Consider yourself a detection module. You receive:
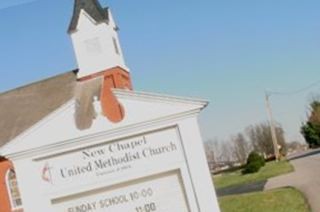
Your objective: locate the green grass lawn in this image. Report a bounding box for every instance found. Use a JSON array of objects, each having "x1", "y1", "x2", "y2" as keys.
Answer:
[
  {"x1": 219, "y1": 187, "x2": 310, "y2": 212},
  {"x1": 213, "y1": 160, "x2": 294, "y2": 189}
]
